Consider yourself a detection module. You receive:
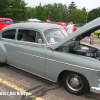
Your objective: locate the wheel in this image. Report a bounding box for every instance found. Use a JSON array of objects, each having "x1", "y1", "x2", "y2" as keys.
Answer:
[
  {"x1": 63, "y1": 71, "x2": 89, "y2": 95},
  {"x1": 98, "y1": 33, "x2": 100, "y2": 38}
]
